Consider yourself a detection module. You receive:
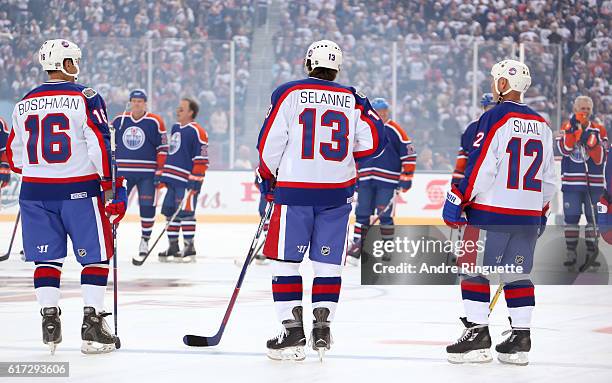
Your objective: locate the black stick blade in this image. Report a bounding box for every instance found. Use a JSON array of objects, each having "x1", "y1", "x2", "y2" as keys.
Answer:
[{"x1": 184, "y1": 334, "x2": 218, "y2": 347}]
